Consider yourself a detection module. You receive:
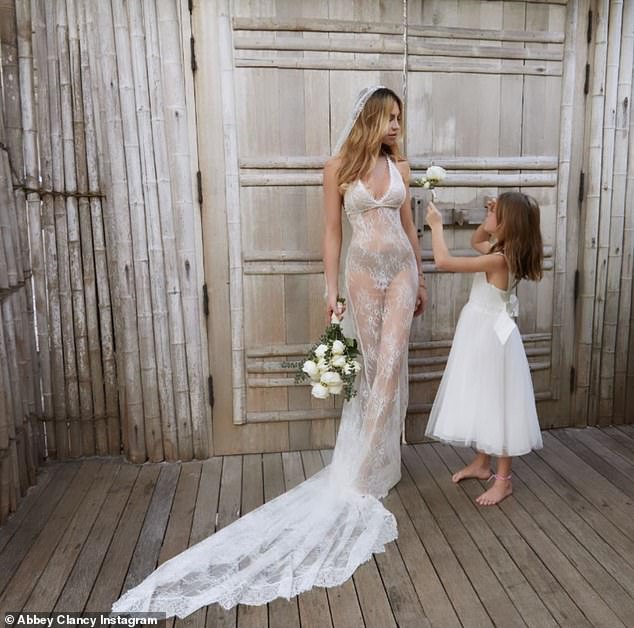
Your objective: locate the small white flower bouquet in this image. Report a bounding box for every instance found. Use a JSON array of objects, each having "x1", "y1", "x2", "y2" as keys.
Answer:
[
  {"x1": 294, "y1": 299, "x2": 361, "y2": 401},
  {"x1": 415, "y1": 165, "x2": 447, "y2": 200}
]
